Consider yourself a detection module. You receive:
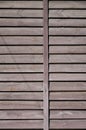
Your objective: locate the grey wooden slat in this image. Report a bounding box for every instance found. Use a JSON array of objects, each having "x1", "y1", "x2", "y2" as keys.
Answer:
[
  {"x1": 0, "y1": 1, "x2": 43, "y2": 8},
  {"x1": 0, "y1": 92, "x2": 43, "y2": 100},
  {"x1": 50, "y1": 101, "x2": 86, "y2": 109},
  {"x1": 0, "y1": 82, "x2": 43, "y2": 92},
  {"x1": 49, "y1": 28, "x2": 86, "y2": 36},
  {"x1": 49, "y1": 37, "x2": 86, "y2": 45},
  {"x1": 43, "y1": 0, "x2": 49, "y2": 130},
  {"x1": 49, "y1": 64, "x2": 86, "y2": 72},
  {"x1": 0, "y1": 110, "x2": 43, "y2": 119},
  {"x1": 49, "y1": 1, "x2": 86, "y2": 8},
  {"x1": 49, "y1": 19, "x2": 86, "y2": 27},
  {"x1": 0, "y1": 64, "x2": 43, "y2": 72},
  {"x1": 0, "y1": 120, "x2": 43, "y2": 129},
  {"x1": 0, "y1": 28, "x2": 43, "y2": 36},
  {"x1": 50, "y1": 82, "x2": 86, "y2": 91},
  {"x1": 50, "y1": 73, "x2": 86, "y2": 81},
  {"x1": 0, "y1": 55, "x2": 43, "y2": 63},
  {"x1": 50, "y1": 55, "x2": 86, "y2": 63},
  {"x1": 49, "y1": 46, "x2": 86, "y2": 54},
  {"x1": 50, "y1": 92, "x2": 86, "y2": 100},
  {"x1": 49, "y1": 10, "x2": 86, "y2": 18},
  {"x1": 0, "y1": 36, "x2": 43, "y2": 45},
  {"x1": 0, "y1": 101, "x2": 43, "y2": 109},
  {"x1": 0, "y1": 73, "x2": 43, "y2": 81},
  {"x1": 0, "y1": 19, "x2": 43, "y2": 26},
  {"x1": 0, "y1": 10, "x2": 43, "y2": 17},
  {"x1": 50, "y1": 120, "x2": 86, "y2": 129},
  {"x1": 50, "y1": 110, "x2": 86, "y2": 119},
  {"x1": 0, "y1": 46, "x2": 43, "y2": 54}
]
